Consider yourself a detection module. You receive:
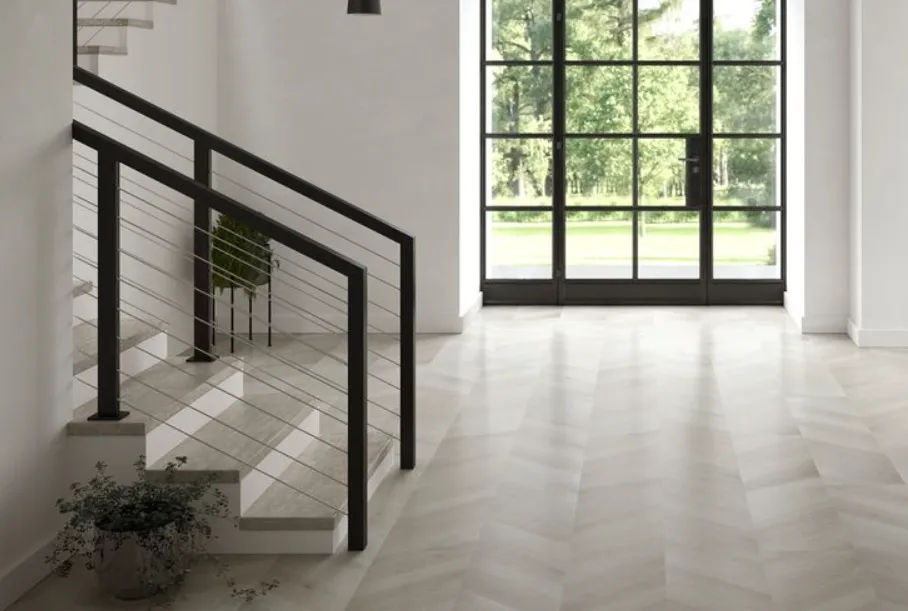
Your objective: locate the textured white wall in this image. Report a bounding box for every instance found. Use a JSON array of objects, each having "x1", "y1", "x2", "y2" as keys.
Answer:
[
  {"x1": 216, "y1": 0, "x2": 472, "y2": 333},
  {"x1": 460, "y1": 0, "x2": 482, "y2": 318},
  {"x1": 0, "y1": 0, "x2": 72, "y2": 607},
  {"x1": 785, "y1": 0, "x2": 851, "y2": 334},
  {"x1": 73, "y1": 0, "x2": 219, "y2": 354},
  {"x1": 849, "y1": 0, "x2": 908, "y2": 346}
]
